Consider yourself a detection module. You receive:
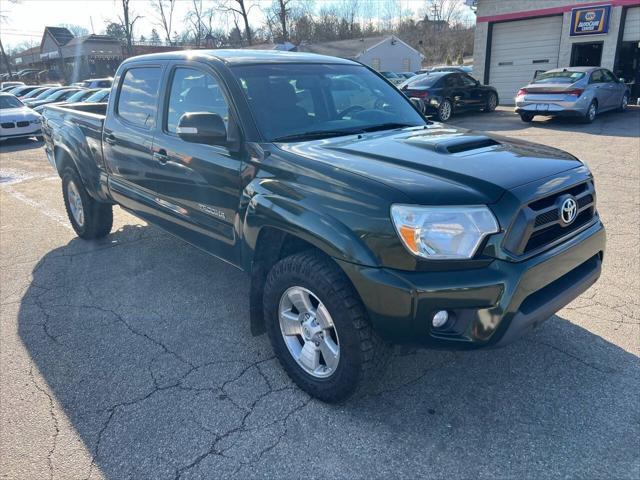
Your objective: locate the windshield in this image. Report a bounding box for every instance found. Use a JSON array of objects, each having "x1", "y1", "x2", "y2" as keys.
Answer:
[
  {"x1": 66, "y1": 89, "x2": 93, "y2": 102},
  {"x1": 231, "y1": 63, "x2": 424, "y2": 142},
  {"x1": 23, "y1": 88, "x2": 47, "y2": 99},
  {"x1": 51, "y1": 89, "x2": 81, "y2": 101},
  {"x1": 0, "y1": 95, "x2": 24, "y2": 109},
  {"x1": 85, "y1": 89, "x2": 108, "y2": 102},
  {"x1": 33, "y1": 88, "x2": 59, "y2": 100},
  {"x1": 534, "y1": 71, "x2": 585, "y2": 84}
]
